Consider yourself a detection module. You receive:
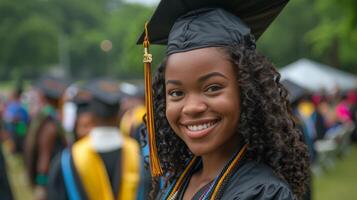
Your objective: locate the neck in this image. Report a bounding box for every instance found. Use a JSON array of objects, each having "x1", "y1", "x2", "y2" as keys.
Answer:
[
  {"x1": 199, "y1": 135, "x2": 241, "y2": 181},
  {"x1": 95, "y1": 116, "x2": 119, "y2": 127}
]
